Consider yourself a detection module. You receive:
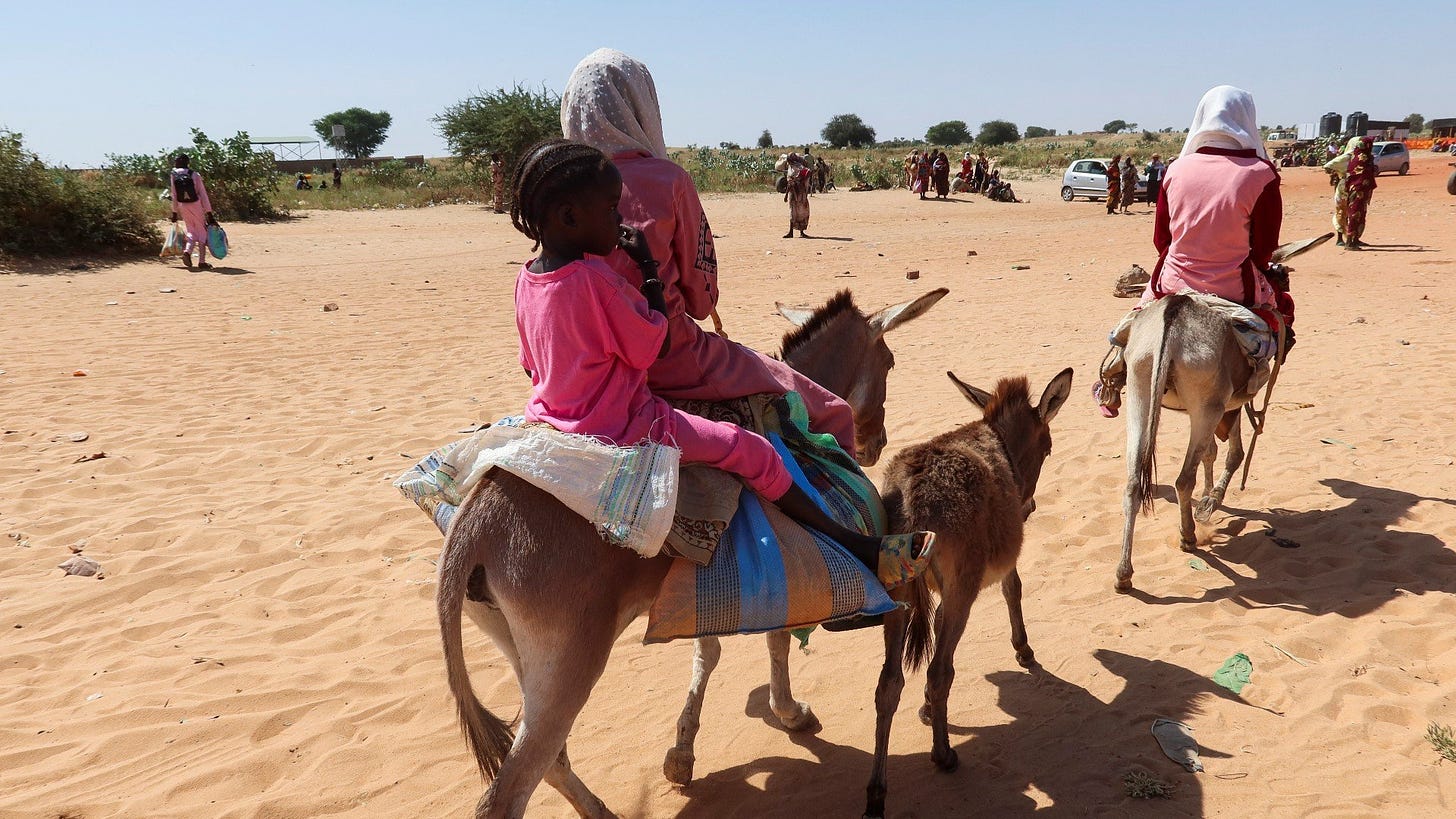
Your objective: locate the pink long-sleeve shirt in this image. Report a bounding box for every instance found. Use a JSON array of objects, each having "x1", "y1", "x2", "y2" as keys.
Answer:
[
  {"x1": 1143, "y1": 147, "x2": 1282, "y2": 310},
  {"x1": 601, "y1": 152, "x2": 718, "y2": 322}
]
